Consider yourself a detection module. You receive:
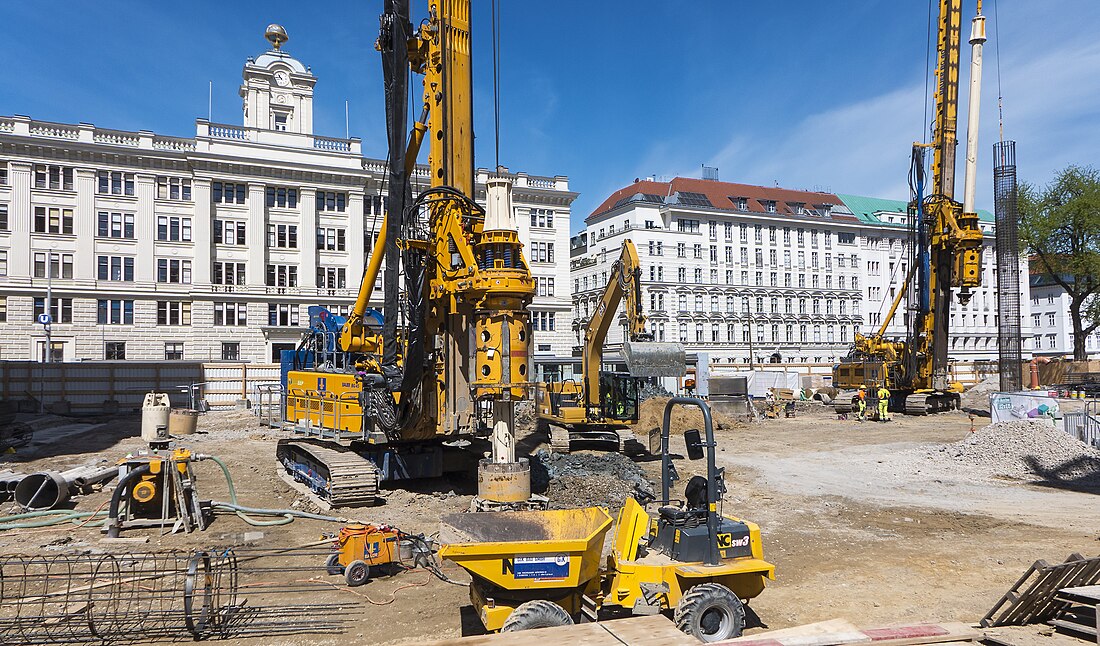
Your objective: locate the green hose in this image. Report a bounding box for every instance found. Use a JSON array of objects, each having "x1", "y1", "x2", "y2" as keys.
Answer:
[
  {"x1": 0, "y1": 455, "x2": 346, "y2": 531},
  {"x1": 205, "y1": 455, "x2": 296, "y2": 526},
  {"x1": 0, "y1": 508, "x2": 108, "y2": 530}
]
